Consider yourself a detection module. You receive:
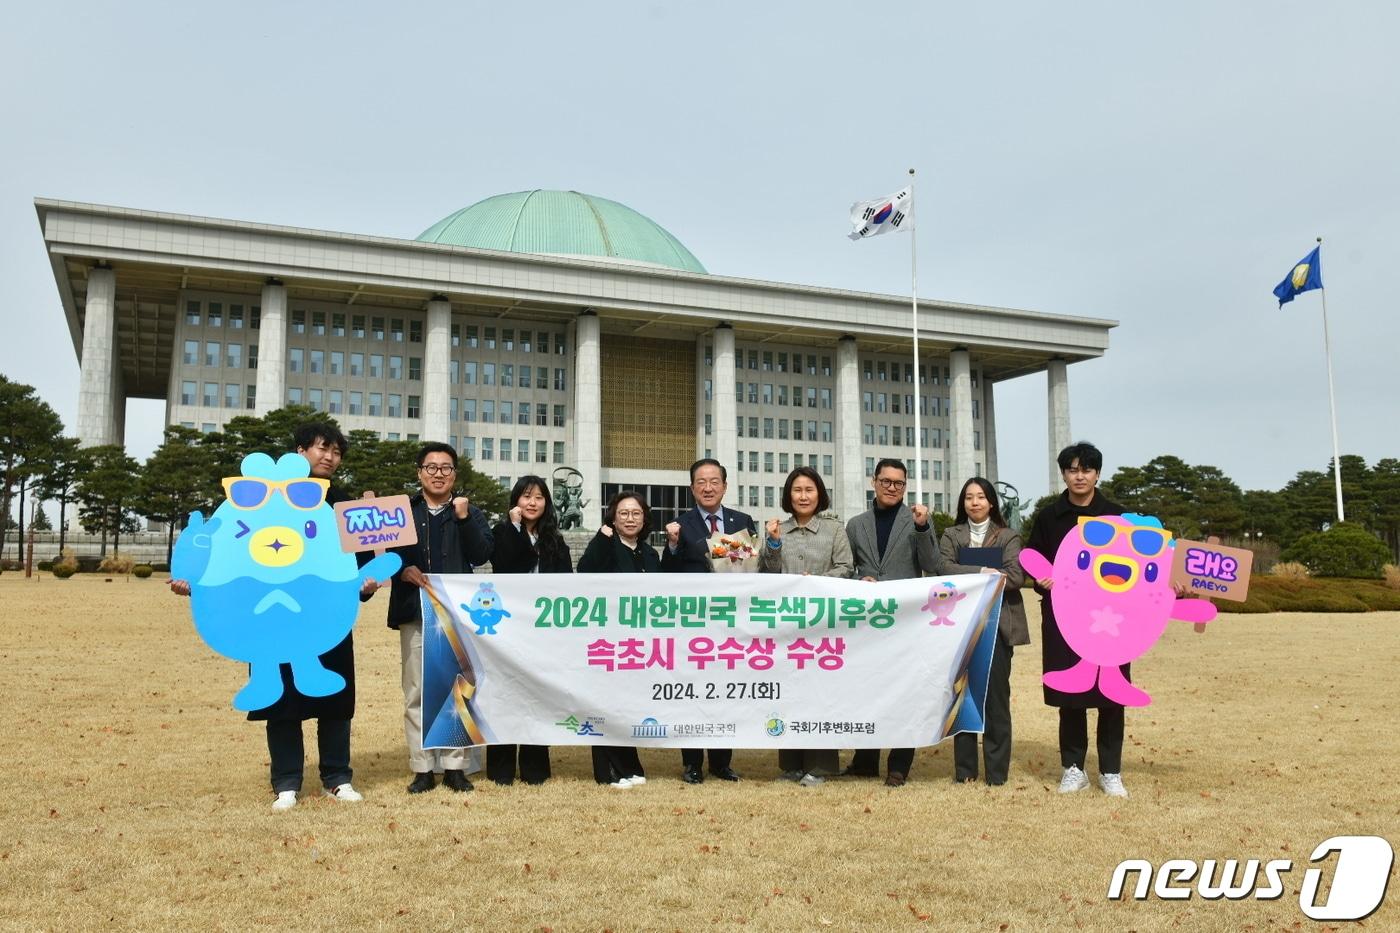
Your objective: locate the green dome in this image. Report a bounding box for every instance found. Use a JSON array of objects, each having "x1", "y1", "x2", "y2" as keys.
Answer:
[{"x1": 417, "y1": 190, "x2": 706, "y2": 274}]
